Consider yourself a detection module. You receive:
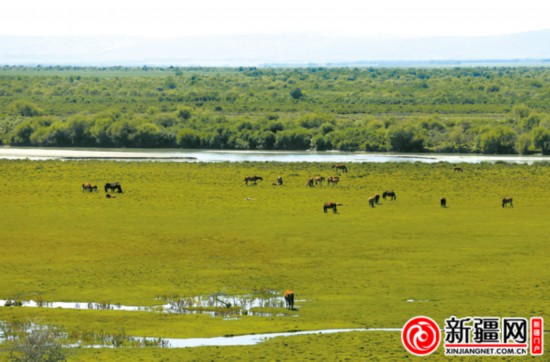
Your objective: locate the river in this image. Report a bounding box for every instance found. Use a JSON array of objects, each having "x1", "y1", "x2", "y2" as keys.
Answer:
[{"x1": 0, "y1": 147, "x2": 548, "y2": 164}]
